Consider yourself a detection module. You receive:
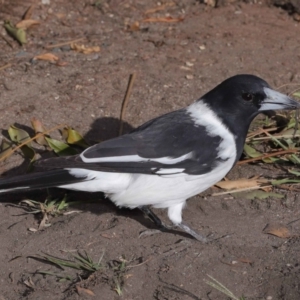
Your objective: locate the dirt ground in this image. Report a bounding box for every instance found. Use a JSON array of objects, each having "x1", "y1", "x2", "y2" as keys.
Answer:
[{"x1": 0, "y1": 0, "x2": 300, "y2": 299}]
